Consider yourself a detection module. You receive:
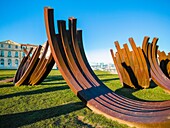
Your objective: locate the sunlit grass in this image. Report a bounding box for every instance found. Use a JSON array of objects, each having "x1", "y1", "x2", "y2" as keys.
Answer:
[{"x1": 0, "y1": 70, "x2": 170, "y2": 128}]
